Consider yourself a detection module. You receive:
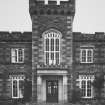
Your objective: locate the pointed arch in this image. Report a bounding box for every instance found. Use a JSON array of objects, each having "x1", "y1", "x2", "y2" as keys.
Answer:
[{"x1": 43, "y1": 29, "x2": 62, "y2": 65}]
